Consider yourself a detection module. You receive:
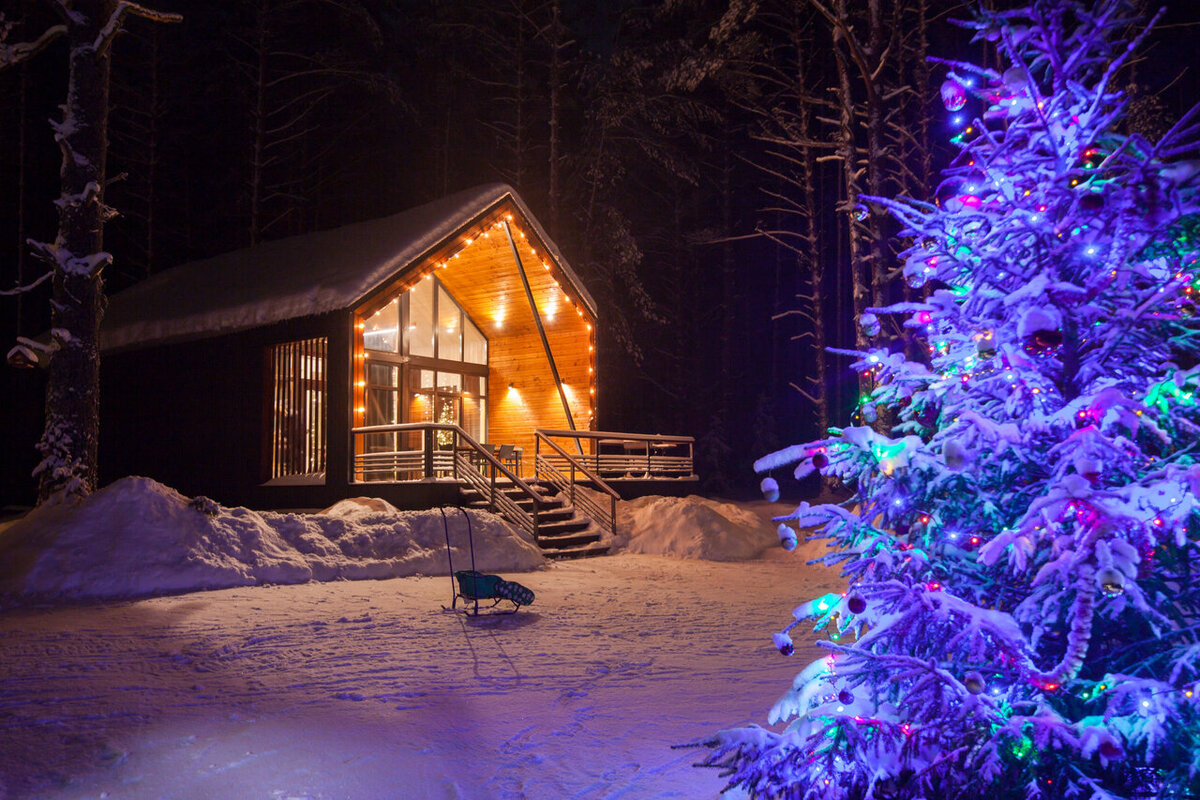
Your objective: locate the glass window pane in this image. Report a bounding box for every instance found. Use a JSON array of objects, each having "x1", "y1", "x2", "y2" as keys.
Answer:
[
  {"x1": 367, "y1": 363, "x2": 398, "y2": 386},
  {"x1": 407, "y1": 368, "x2": 435, "y2": 427},
  {"x1": 462, "y1": 393, "x2": 482, "y2": 441},
  {"x1": 408, "y1": 279, "x2": 435, "y2": 357},
  {"x1": 437, "y1": 372, "x2": 462, "y2": 392},
  {"x1": 363, "y1": 300, "x2": 399, "y2": 352},
  {"x1": 463, "y1": 316, "x2": 487, "y2": 364},
  {"x1": 365, "y1": 387, "x2": 398, "y2": 426},
  {"x1": 463, "y1": 374, "x2": 481, "y2": 397},
  {"x1": 437, "y1": 285, "x2": 462, "y2": 361},
  {"x1": 413, "y1": 368, "x2": 435, "y2": 390},
  {"x1": 408, "y1": 388, "x2": 434, "y2": 422}
]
